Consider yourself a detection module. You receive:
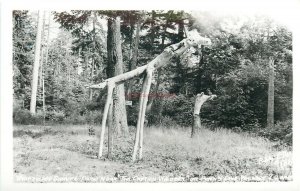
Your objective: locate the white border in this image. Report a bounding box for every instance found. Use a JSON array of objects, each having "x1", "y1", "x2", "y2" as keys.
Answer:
[{"x1": 1, "y1": 0, "x2": 300, "y2": 190}]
